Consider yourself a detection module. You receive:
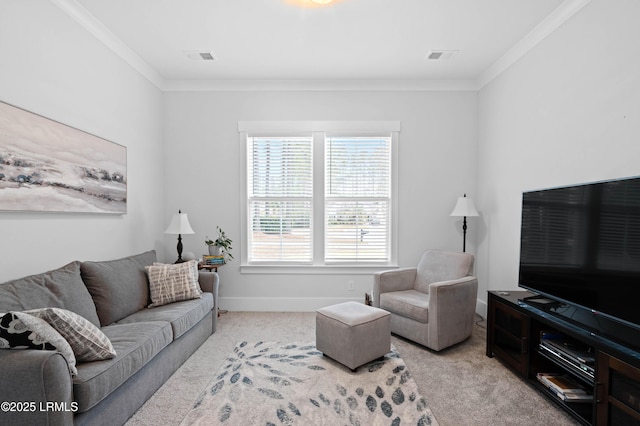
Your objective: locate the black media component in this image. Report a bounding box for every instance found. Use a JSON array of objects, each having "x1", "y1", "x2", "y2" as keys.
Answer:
[{"x1": 518, "y1": 176, "x2": 640, "y2": 351}]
